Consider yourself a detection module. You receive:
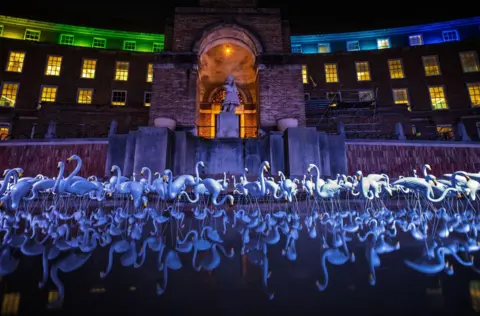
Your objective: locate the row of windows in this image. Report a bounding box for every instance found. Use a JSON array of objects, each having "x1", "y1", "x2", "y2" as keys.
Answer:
[
  {"x1": 0, "y1": 82, "x2": 152, "y2": 107},
  {"x1": 0, "y1": 26, "x2": 163, "y2": 52},
  {"x1": 292, "y1": 29, "x2": 460, "y2": 53},
  {"x1": 301, "y1": 51, "x2": 479, "y2": 84},
  {"x1": 5, "y1": 51, "x2": 155, "y2": 82}
]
